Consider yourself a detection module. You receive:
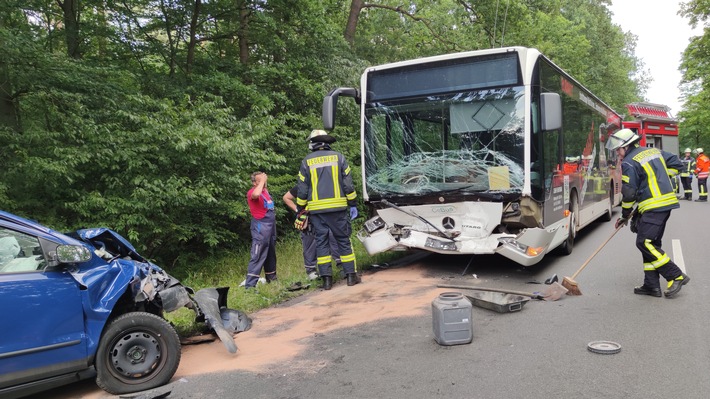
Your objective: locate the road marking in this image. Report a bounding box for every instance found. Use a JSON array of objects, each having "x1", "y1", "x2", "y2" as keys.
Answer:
[{"x1": 672, "y1": 239, "x2": 686, "y2": 273}]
